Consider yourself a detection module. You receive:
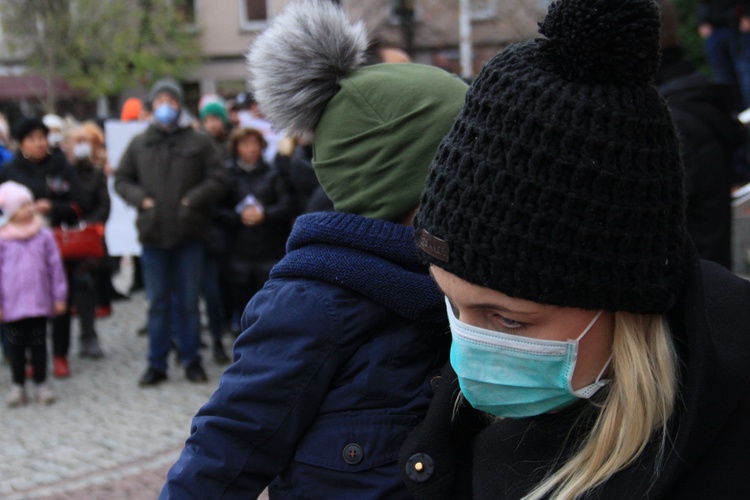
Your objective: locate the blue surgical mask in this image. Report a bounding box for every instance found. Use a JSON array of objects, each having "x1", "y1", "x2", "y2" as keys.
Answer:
[
  {"x1": 154, "y1": 103, "x2": 179, "y2": 126},
  {"x1": 447, "y1": 298, "x2": 611, "y2": 418}
]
